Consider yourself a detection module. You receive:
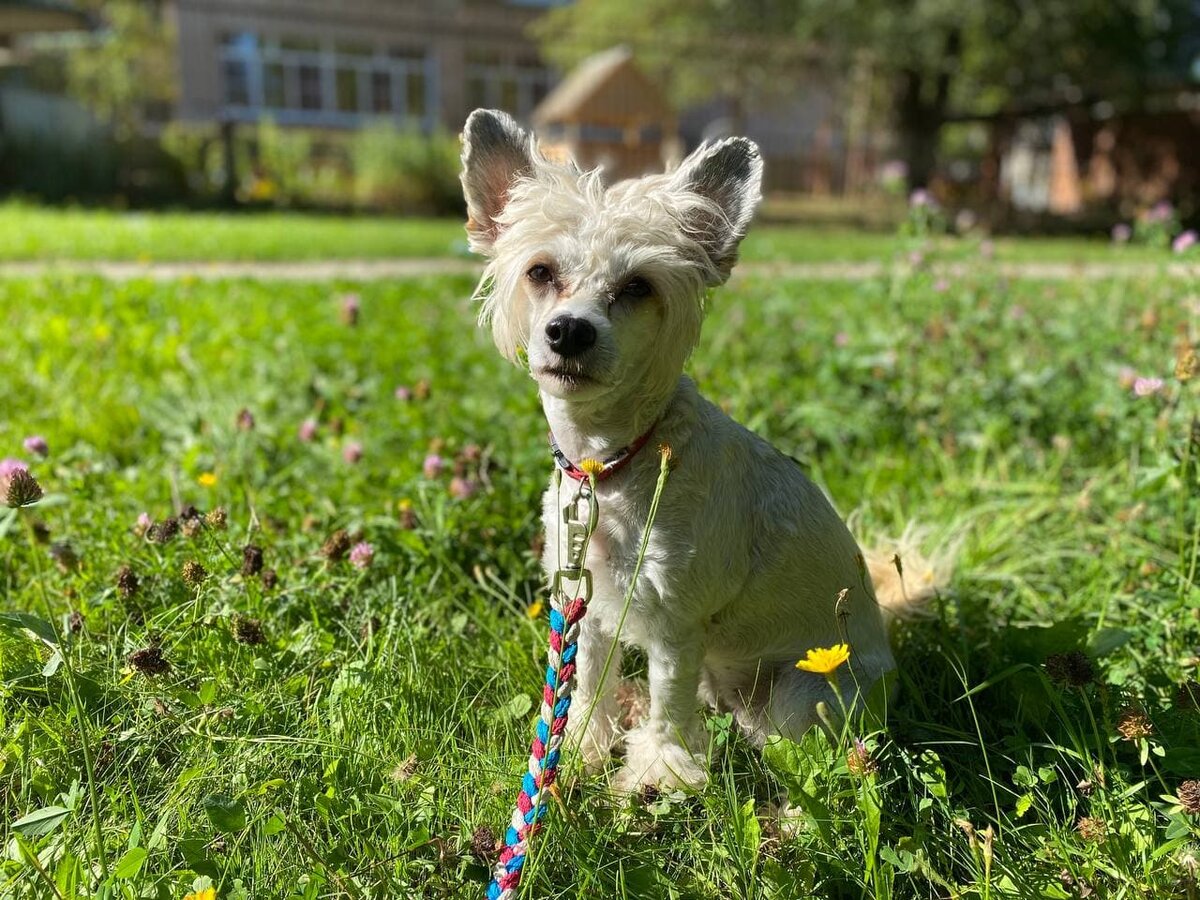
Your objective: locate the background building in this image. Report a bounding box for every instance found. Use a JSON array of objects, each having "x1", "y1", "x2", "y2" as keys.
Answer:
[{"x1": 173, "y1": 0, "x2": 560, "y2": 133}]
